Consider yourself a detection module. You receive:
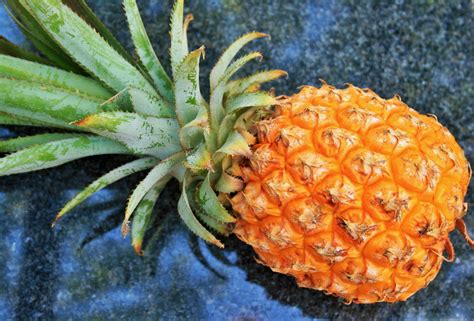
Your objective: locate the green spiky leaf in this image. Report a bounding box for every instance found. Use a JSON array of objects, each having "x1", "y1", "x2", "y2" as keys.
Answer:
[
  {"x1": 193, "y1": 200, "x2": 230, "y2": 235},
  {"x1": 124, "y1": 0, "x2": 174, "y2": 102},
  {"x1": 131, "y1": 176, "x2": 170, "y2": 255},
  {"x1": 54, "y1": 157, "x2": 159, "y2": 224},
  {"x1": 170, "y1": 0, "x2": 188, "y2": 78},
  {"x1": 0, "y1": 77, "x2": 106, "y2": 129},
  {"x1": 0, "y1": 54, "x2": 112, "y2": 100},
  {"x1": 177, "y1": 174, "x2": 224, "y2": 248},
  {"x1": 189, "y1": 183, "x2": 230, "y2": 235},
  {"x1": 216, "y1": 131, "x2": 251, "y2": 157},
  {"x1": 5, "y1": 0, "x2": 83, "y2": 72},
  {"x1": 74, "y1": 112, "x2": 181, "y2": 159},
  {"x1": 0, "y1": 36, "x2": 51, "y2": 65},
  {"x1": 21, "y1": 0, "x2": 155, "y2": 94},
  {"x1": 217, "y1": 114, "x2": 237, "y2": 147},
  {"x1": 100, "y1": 87, "x2": 174, "y2": 117},
  {"x1": 210, "y1": 32, "x2": 268, "y2": 90},
  {"x1": 215, "y1": 170, "x2": 243, "y2": 193},
  {"x1": 182, "y1": 13, "x2": 193, "y2": 57},
  {"x1": 185, "y1": 143, "x2": 211, "y2": 172},
  {"x1": 197, "y1": 174, "x2": 235, "y2": 223},
  {"x1": 0, "y1": 112, "x2": 45, "y2": 127},
  {"x1": 226, "y1": 91, "x2": 276, "y2": 114},
  {"x1": 127, "y1": 87, "x2": 174, "y2": 117},
  {"x1": 179, "y1": 108, "x2": 208, "y2": 149},
  {"x1": 174, "y1": 47, "x2": 206, "y2": 126},
  {"x1": 209, "y1": 52, "x2": 262, "y2": 149},
  {"x1": 62, "y1": 0, "x2": 134, "y2": 65},
  {"x1": 123, "y1": 152, "x2": 185, "y2": 235},
  {"x1": 226, "y1": 69, "x2": 287, "y2": 96},
  {"x1": 5, "y1": 0, "x2": 52, "y2": 48},
  {"x1": 100, "y1": 89, "x2": 134, "y2": 113},
  {"x1": 0, "y1": 133, "x2": 82, "y2": 153},
  {"x1": 0, "y1": 0, "x2": 287, "y2": 256},
  {"x1": 0, "y1": 136, "x2": 129, "y2": 176}
]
